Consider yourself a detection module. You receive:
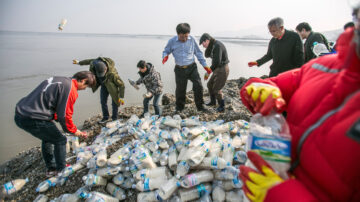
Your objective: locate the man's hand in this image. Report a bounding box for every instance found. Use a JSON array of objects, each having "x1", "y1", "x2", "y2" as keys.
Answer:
[
  {"x1": 118, "y1": 98, "x2": 125, "y2": 105},
  {"x1": 143, "y1": 92, "x2": 153, "y2": 98},
  {"x1": 239, "y1": 151, "x2": 284, "y2": 202},
  {"x1": 248, "y1": 61, "x2": 258, "y2": 67},
  {"x1": 73, "y1": 59, "x2": 79, "y2": 65},
  {"x1": 204, "y1": 72, "x2": 210, "y2": 81},
  {"x1": 75, "y1": 130, "x2": 87, "y2": 138},
  {"x1": 162, "y1": 55, "x2": 169, "y2": 64},
  {"x1": 128, "y1": 79, "x2": 140, "y2": 90},
  {"x1": 242, "y1": 82, "x2": 286, "y2": 115}
]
